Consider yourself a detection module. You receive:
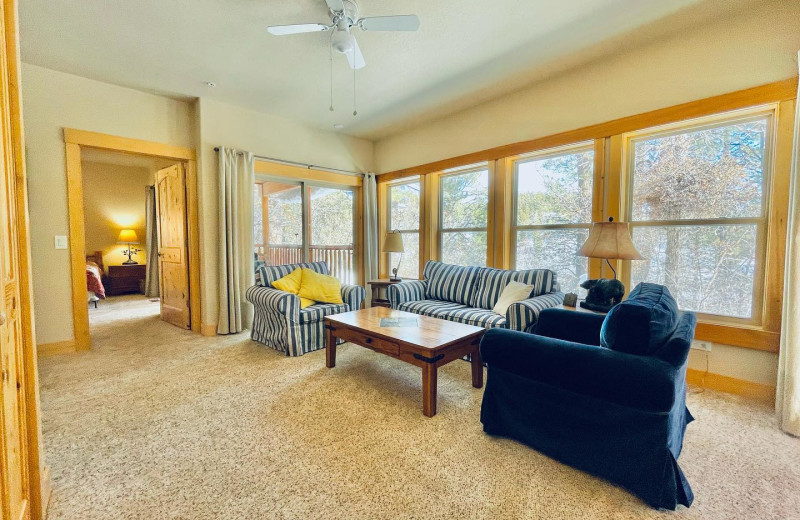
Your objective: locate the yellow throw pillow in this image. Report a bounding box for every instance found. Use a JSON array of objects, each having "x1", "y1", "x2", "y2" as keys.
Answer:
[
  {"x1": 272, "y1": 268, "x2": 315, "y2": 309},
  {"x1": 272, "y1": 268, "x2": 302, "y2": 293},
  {"x1": 297, "y1": 268, "x2": 344, "y2": 305}
]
